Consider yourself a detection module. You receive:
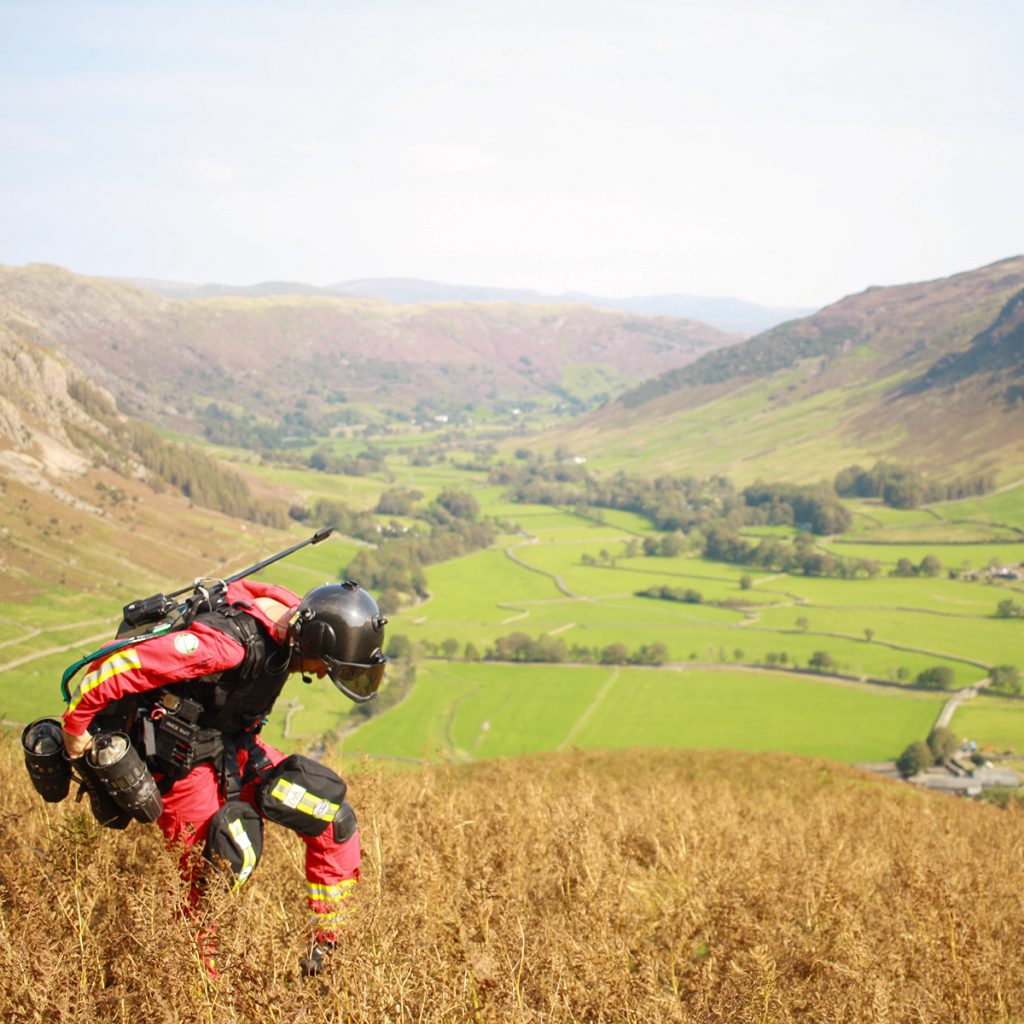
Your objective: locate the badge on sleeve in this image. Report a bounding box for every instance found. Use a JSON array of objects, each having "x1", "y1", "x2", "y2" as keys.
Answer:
[{"x1": 174, "y1": 633, "x2": 201, "y2": 655}]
